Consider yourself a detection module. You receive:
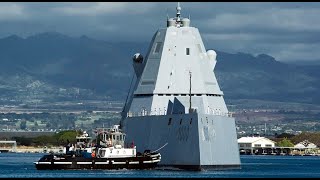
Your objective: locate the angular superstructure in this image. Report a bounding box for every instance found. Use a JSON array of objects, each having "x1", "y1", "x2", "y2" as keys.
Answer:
[{"x1": 121, "y1": 3, "x2": 240, "y2": 170}]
